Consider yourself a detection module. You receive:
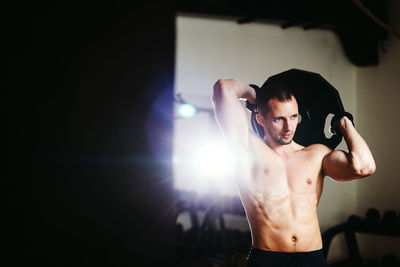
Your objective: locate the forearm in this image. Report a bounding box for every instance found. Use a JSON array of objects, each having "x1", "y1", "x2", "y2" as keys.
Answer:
[
  {"x1": 213, "y1": 79, "x2": 256, "y2": 103},
  {"x1": 339, "y1": 116, "x2": 376, "y2": 176}
]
